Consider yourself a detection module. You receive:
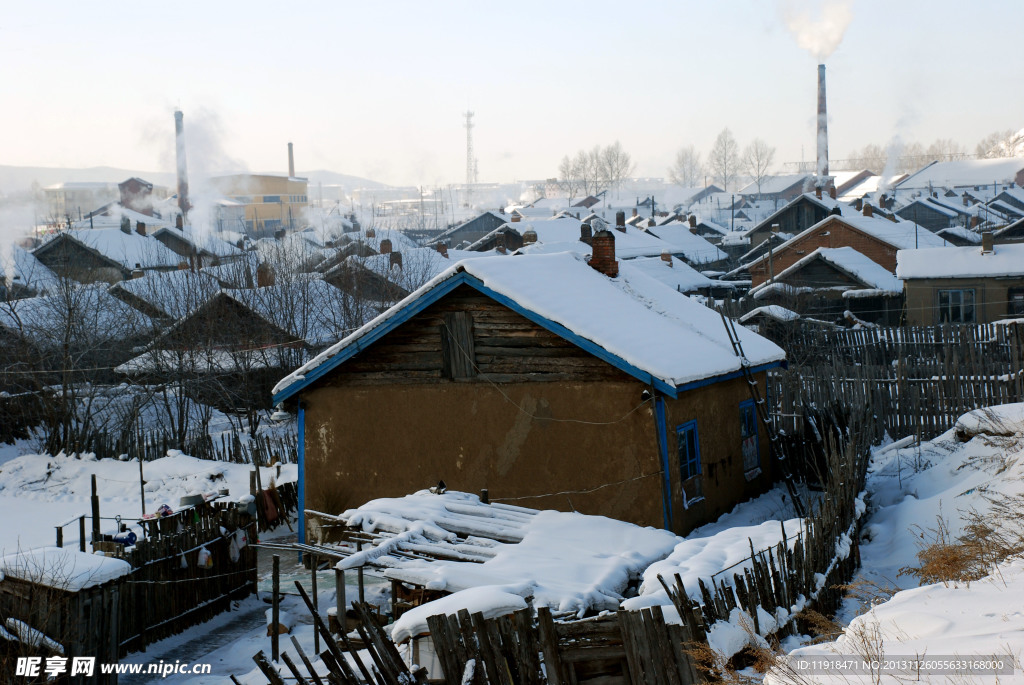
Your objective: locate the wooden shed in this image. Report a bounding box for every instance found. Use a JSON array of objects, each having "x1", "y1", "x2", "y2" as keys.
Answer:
[{"x1": 0, "y1": 547, "x2": 129, "y2": 684}]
